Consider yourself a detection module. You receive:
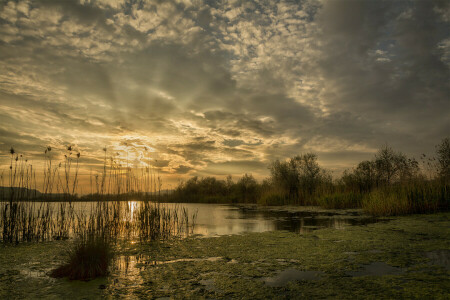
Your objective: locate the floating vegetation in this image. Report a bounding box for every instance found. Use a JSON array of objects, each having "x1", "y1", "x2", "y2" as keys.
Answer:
[{"x1": 263, "y1": 268, "x2": 323, "y2": 287}]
